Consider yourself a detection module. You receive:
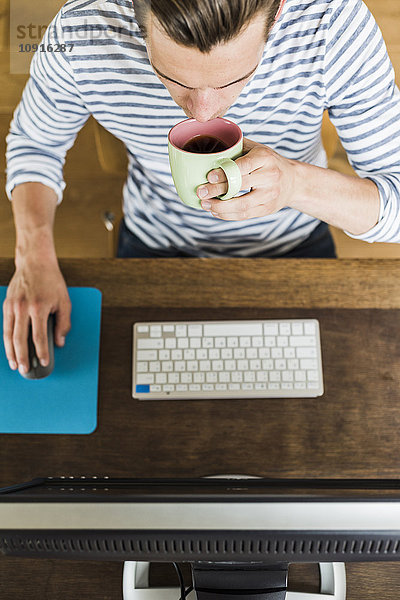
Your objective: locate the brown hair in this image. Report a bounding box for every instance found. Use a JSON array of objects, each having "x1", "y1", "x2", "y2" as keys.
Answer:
[{"x1": 134, "y1": 0, "x2": 282, "y2": 53}]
